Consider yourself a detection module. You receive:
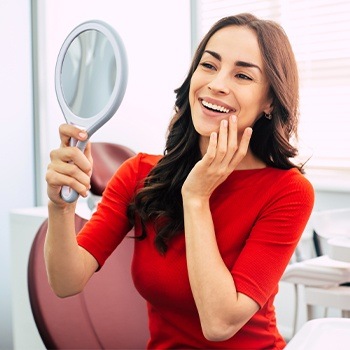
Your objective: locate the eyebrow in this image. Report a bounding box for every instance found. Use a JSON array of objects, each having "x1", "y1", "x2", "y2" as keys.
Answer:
[{"x1": 203, "y1": 50, "x2": 262, "y2": 73}]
